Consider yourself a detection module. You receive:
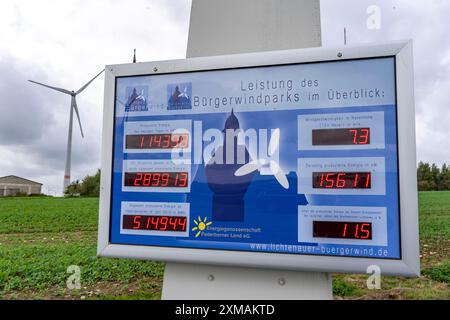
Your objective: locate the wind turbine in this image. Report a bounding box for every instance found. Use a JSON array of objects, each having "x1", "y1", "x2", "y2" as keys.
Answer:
[{"x1": 28, "y1": 69, "x2": 104, "y2": 193}]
